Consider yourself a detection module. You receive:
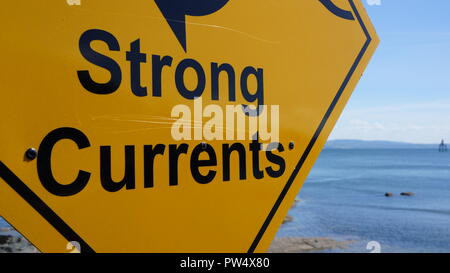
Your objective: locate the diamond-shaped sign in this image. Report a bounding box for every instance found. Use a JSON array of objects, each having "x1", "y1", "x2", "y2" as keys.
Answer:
[{"x1": 0, "y1": 0, "x2": 378, "y2": 252}]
